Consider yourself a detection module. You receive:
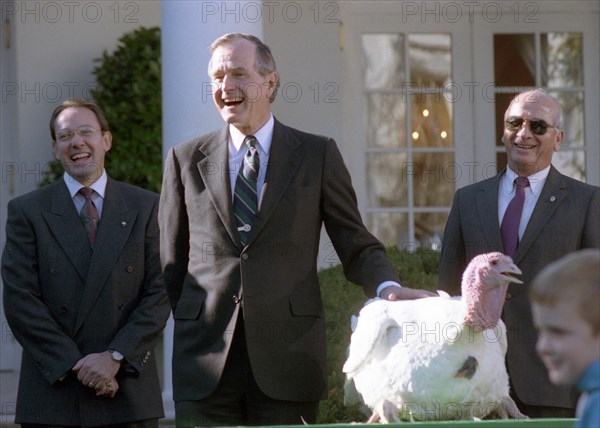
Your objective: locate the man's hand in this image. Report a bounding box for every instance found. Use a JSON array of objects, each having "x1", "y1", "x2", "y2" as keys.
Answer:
[
  {"x1": 72, "y1": 351, "x2": 121, "y2": 397},
  {"x1": 94, "y1": 377, "x2": 119, "y2": 398},
  {"x1": 381, "y1": 286, "x2": 437, "y2": 301}
]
